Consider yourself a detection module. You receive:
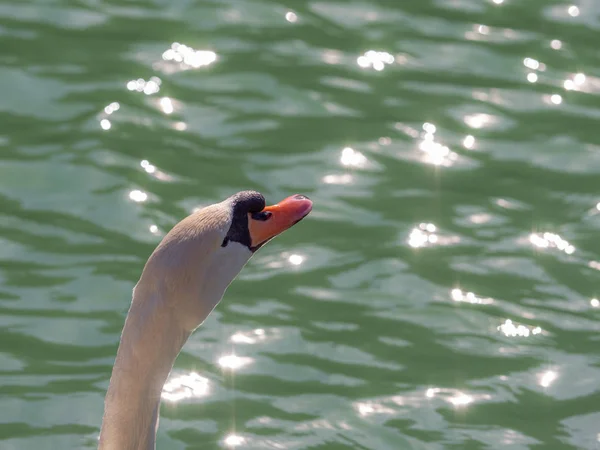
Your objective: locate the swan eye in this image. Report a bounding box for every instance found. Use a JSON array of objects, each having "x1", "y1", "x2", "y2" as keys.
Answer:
[
  {"x1": 221, "y1": 237, "x2": 229, "y2": 247},
  {"x1": 251, "y1": 211, "x2": 272, "y2": 221}
]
